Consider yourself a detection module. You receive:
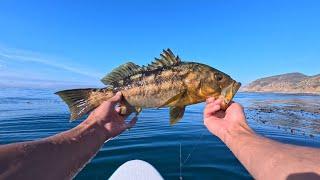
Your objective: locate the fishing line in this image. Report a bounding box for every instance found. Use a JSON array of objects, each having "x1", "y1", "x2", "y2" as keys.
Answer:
[
  {"x1": 179, "y1": 130, "x2": 206, "y2": 179},
  {"x1": 179, "y1": 143, "x2": 182, "y2": 180},
  {"x1": 182, "y1": 131, "x2": 206, "y2": 165}
]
